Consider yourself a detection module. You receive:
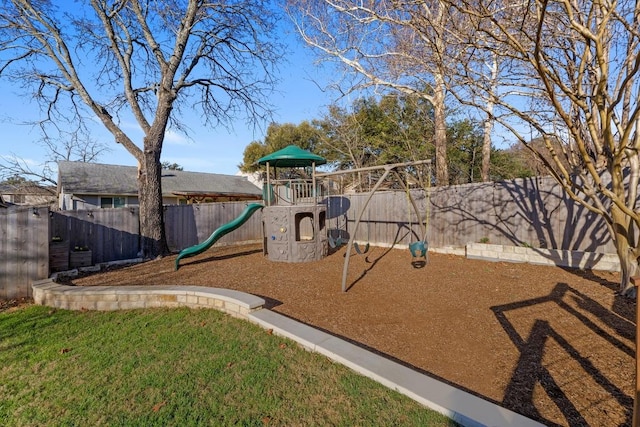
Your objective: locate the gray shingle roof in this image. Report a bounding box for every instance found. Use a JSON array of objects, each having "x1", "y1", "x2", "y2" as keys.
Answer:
[
  {"x1": 0, "y1": 183, "x2": 56, "y2": 195},
  {"x1": 57, "y1": 161, "x2": 261, "y2": 197}
]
